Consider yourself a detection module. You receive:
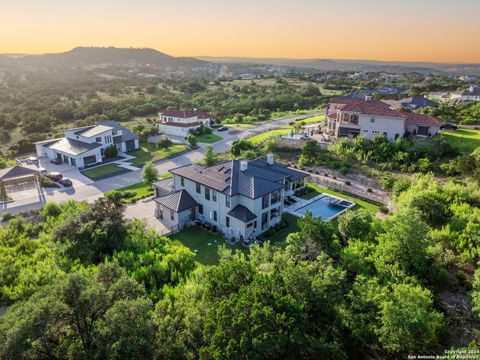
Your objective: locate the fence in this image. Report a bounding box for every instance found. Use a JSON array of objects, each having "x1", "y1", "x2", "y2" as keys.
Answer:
[{"x1": 307, "y1": 175, "x2": 390, "y2": 206}]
